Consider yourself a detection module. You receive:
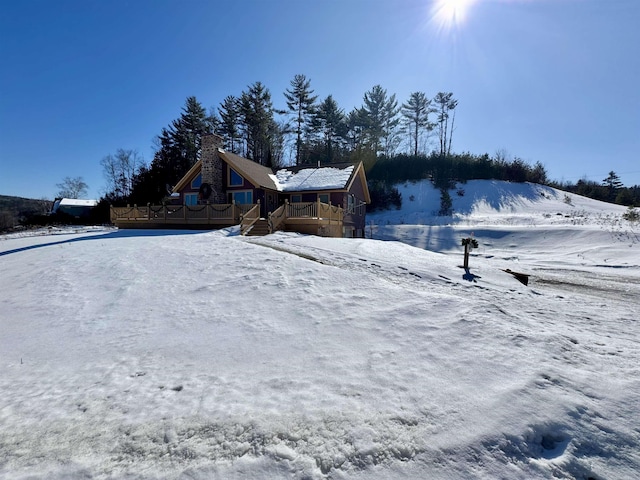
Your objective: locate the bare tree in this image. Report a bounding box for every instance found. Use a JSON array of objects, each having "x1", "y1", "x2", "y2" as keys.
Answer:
[
  {"x1": 101, "y1": 149, "x2": 144, "y2": 200},
  {"x1": 56, "y1": 176, "x2": 88, "y2": 199}
]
